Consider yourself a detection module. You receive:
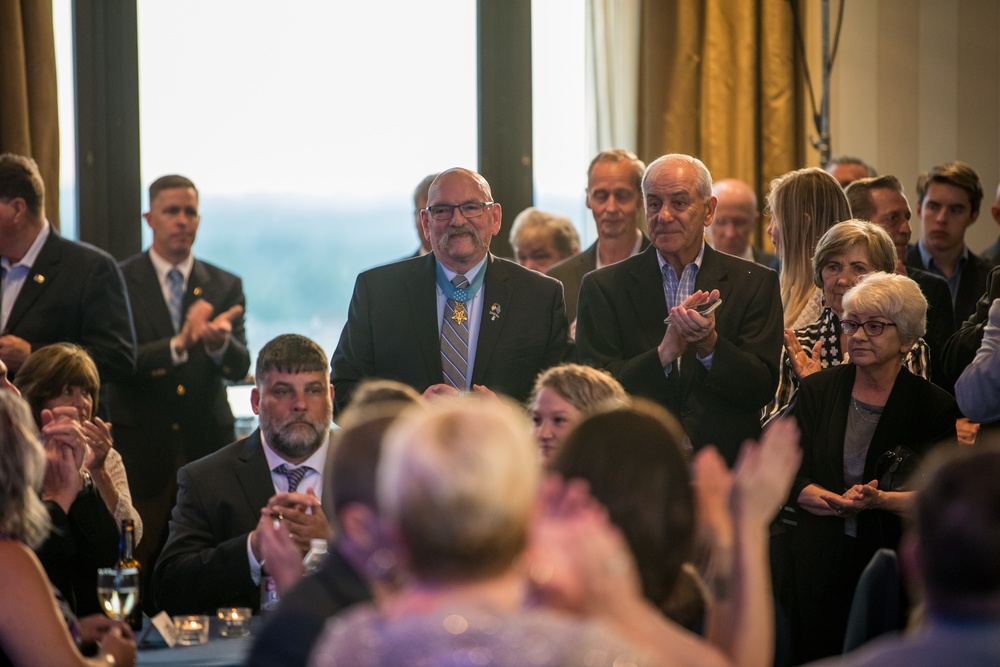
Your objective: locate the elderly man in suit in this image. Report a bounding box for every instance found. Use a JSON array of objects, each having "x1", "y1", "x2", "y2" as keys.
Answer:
[
  {"x1": 0, "y1": 153, "x2": 135, "y2": 381},
  {"x1": 708, "y1": 178, "x2": 777, "y2": 268},
  {"x1": 547, "y1": 149, "x2": 651, "y2": 324},
  {"x1": 108, "y1": 174, "x2": 250, "y2": 600},
  {"x1": 576, "y1": 154, "x2": 783, "y2": 465},
  {"x1": 330, "y1": 168, "x2": 570, "y2": 415},
  {"x1": 152, "y1": 334, "x2": 335, "y2": 614}
]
